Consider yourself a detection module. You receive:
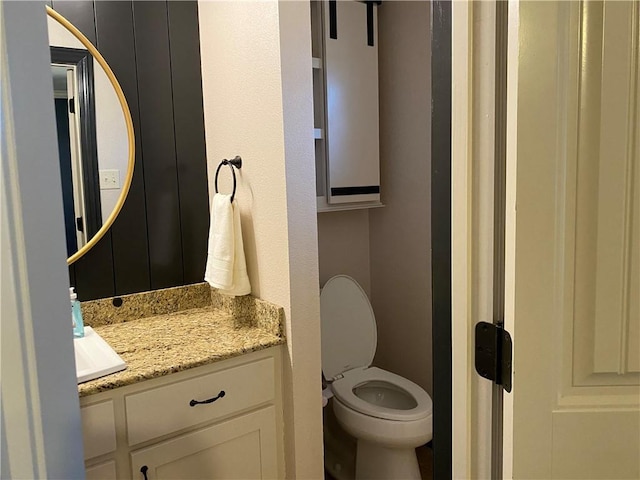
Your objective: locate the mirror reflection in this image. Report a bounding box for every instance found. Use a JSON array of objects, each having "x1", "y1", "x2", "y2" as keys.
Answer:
[
  {"x1": 47, "y1": 13, "x2": 131, "y2": 260},
  {"x1": 51, "y1": 49, "x2": 100, "y2": 255}
]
